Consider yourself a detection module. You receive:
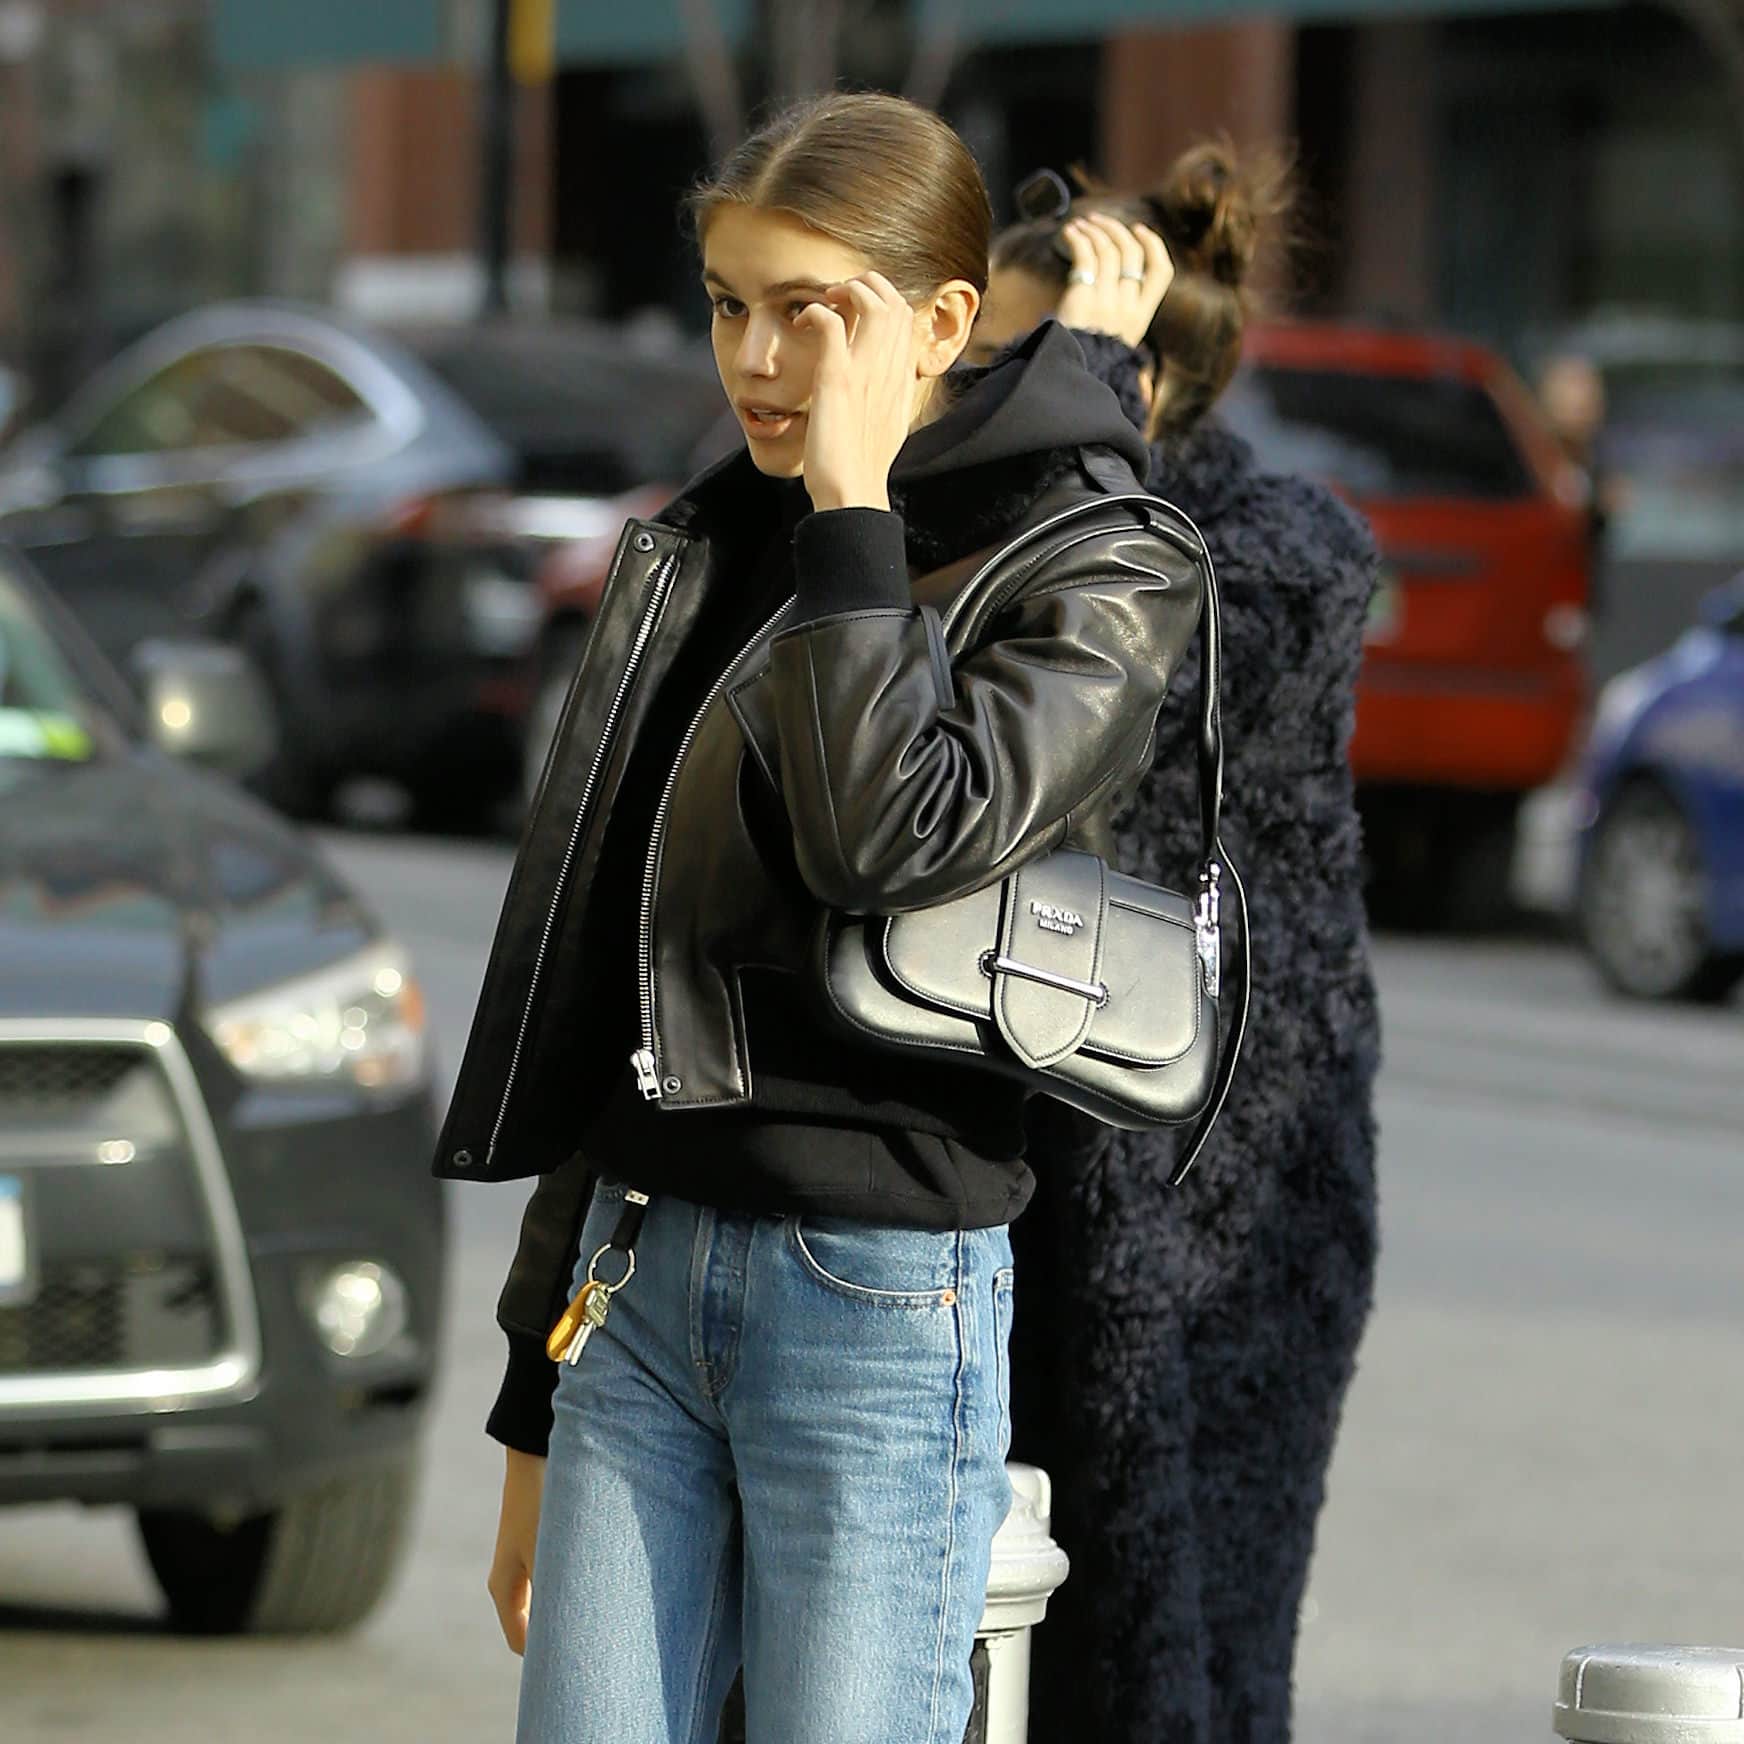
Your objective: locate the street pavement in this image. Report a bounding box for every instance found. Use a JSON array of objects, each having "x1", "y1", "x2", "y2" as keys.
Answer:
[{"x1": 2, "y1": 825, "x2": 1740, "y2": 1743}]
